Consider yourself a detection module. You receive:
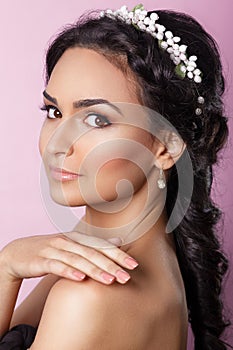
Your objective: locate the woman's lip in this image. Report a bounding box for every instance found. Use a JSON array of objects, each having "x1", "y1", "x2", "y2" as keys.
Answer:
[{"x1": 49, "y1": 165, "x2": 82, "y2": 181}]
